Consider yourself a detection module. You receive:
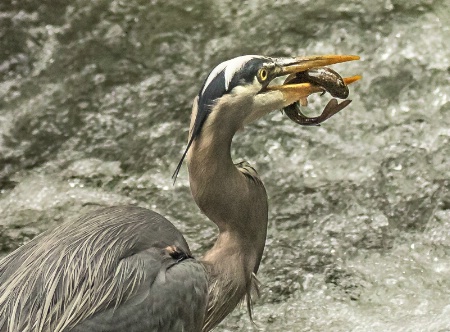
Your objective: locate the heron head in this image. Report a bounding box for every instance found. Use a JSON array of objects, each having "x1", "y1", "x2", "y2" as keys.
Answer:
[{"x1": 173, "y1": 54, "x2": 359, "y2": 180}]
